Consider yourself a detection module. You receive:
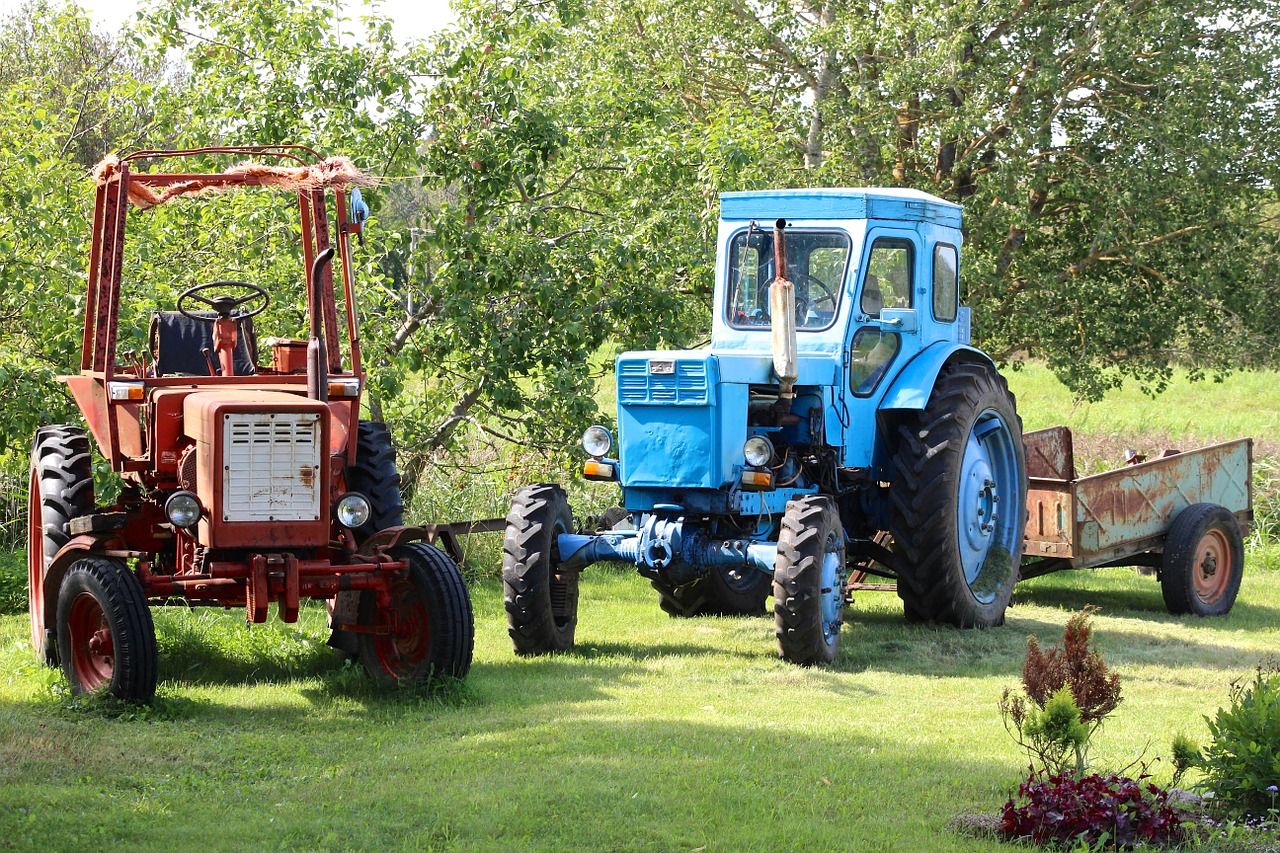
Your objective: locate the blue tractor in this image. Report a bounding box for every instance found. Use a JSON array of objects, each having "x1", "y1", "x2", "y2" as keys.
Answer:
[{"x1": 503, "y1": 188, "x2": 1028, "y2": 664}]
